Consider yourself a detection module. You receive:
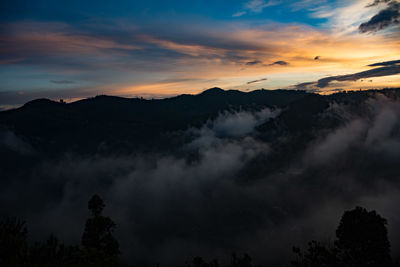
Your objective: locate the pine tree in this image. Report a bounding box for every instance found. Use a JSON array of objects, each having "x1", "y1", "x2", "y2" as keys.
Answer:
[{"x1": 81, "y1": 194, "x2": 120, "y2": 267}]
